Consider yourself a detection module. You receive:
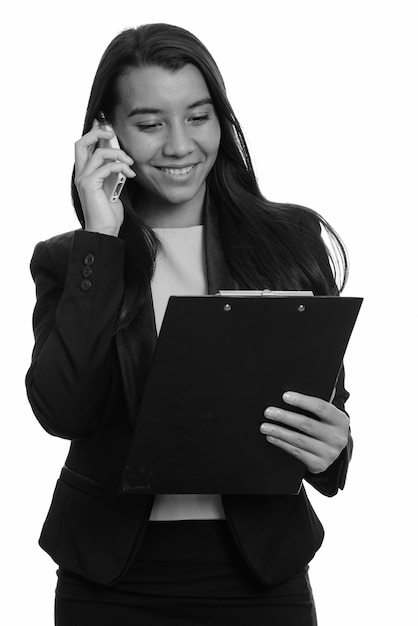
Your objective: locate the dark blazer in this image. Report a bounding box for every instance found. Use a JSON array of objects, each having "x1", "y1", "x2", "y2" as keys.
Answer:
[{"x1": 26, "y1": 204, "x2": 352, "y2": 588}]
